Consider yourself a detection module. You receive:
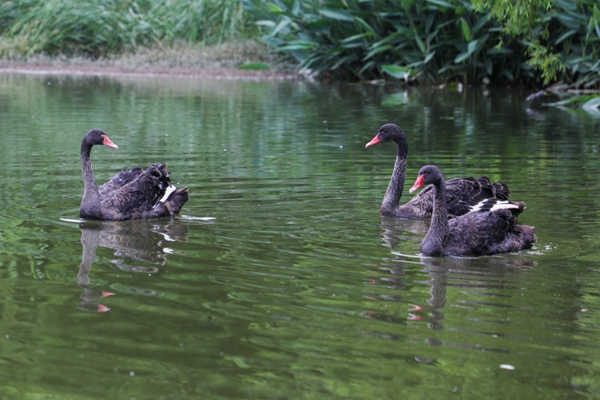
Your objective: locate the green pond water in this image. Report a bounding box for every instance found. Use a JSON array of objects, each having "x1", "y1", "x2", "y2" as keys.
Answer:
[{"x1": 0, "y1": 72, "x2": 599, "y2": 399}]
